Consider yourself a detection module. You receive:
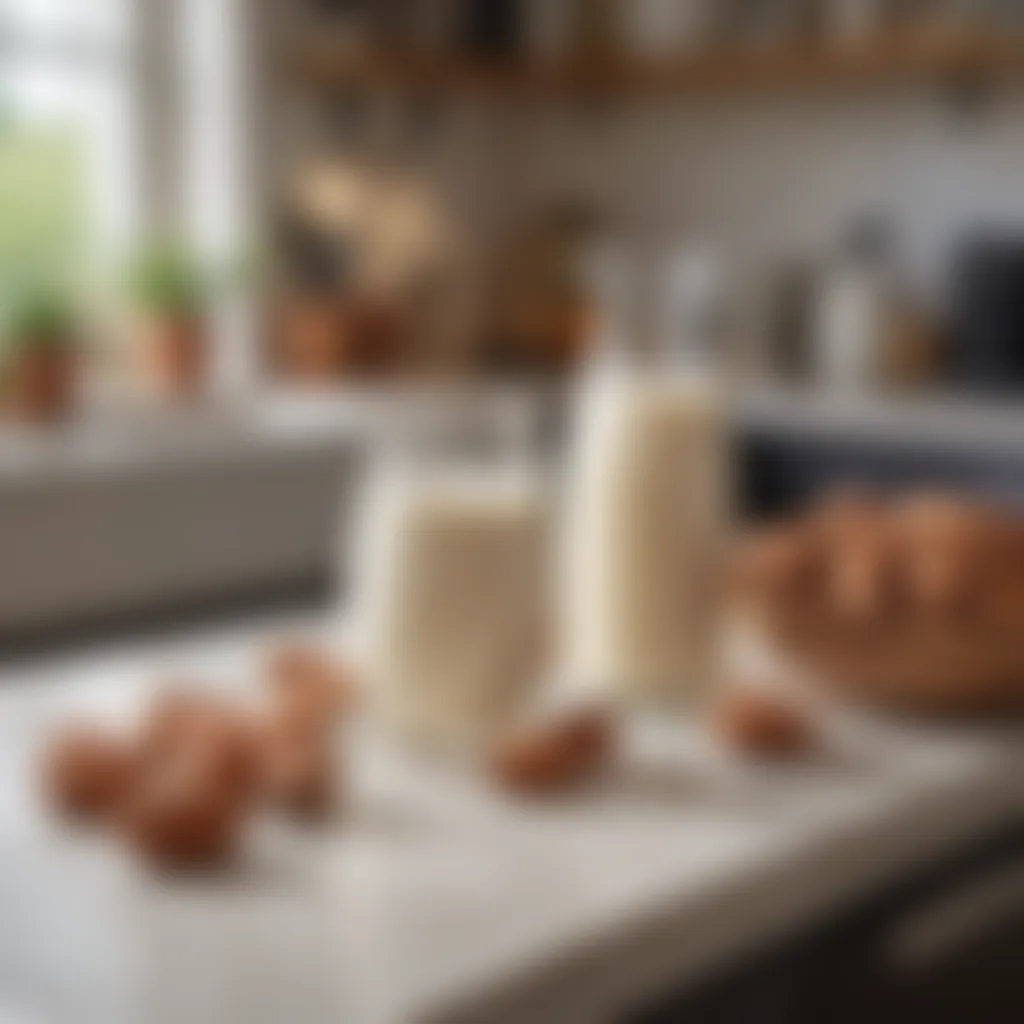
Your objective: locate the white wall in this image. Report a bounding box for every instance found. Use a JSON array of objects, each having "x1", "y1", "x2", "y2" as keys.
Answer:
[{"x1": 486, "y1": 84, "x2": 1024, "y2": 305}]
